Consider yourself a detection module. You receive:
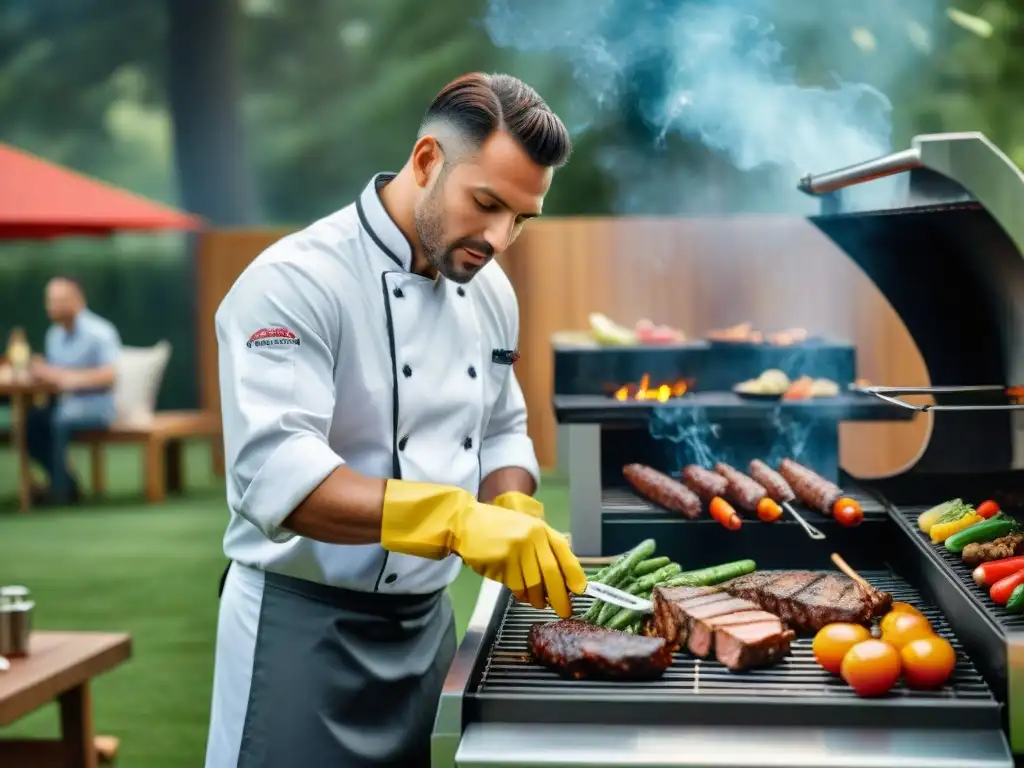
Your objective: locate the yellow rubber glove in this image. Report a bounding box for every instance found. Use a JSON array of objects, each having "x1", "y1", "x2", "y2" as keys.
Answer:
[
  {"x1": 381, "y1": 480, "x2": 586, "y2": 618},
  {"x1": 490, "y1": 490, "x2": 545, "y2": 519}
]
